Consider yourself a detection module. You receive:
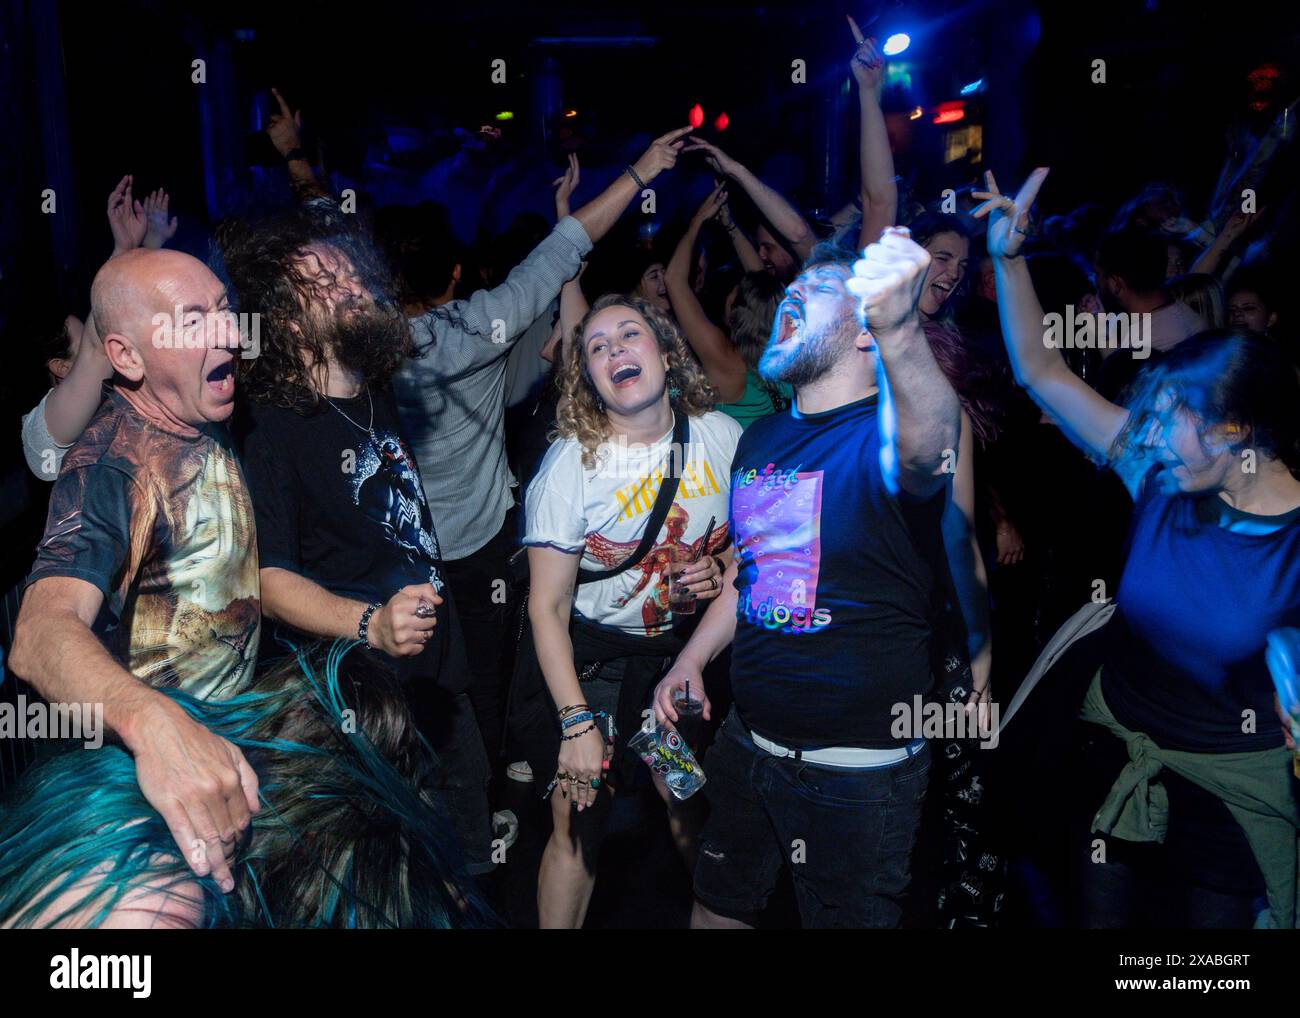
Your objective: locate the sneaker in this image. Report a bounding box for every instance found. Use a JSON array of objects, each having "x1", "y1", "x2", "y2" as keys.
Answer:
[
  {"x1": 492, "y1": 809, "x2": 519, "y2": 851},
  {"x1": 506, "y1": 760, "x2": 533, "y2": 783}
]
